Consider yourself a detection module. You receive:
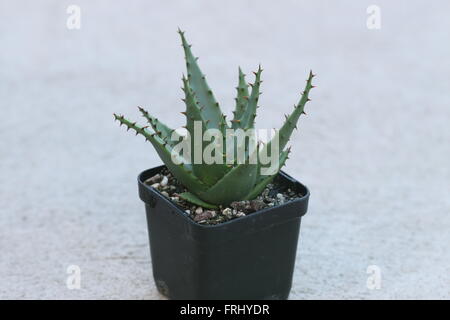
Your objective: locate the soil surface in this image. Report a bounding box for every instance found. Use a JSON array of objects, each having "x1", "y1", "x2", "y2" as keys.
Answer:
[{"x1": 144, "y1": 169, "x2": 304, "y2": 225}]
